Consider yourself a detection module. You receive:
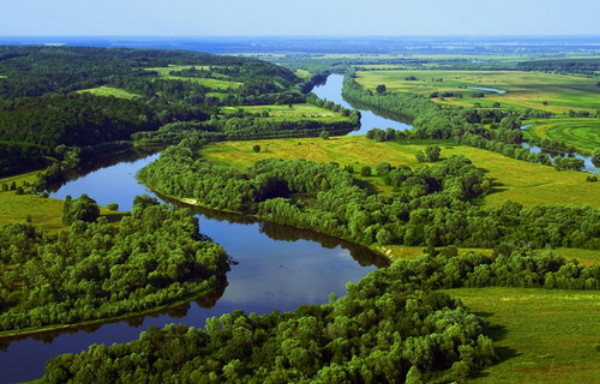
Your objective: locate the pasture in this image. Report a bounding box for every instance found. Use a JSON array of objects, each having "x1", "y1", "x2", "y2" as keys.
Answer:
[
  {"x1": 355, "y1": 70, "x2": 600, "y2": 114},
  {"x1": 444, "y1": 287, "x2": 600, "y2": 384},
  {"x1": 525, "y1": 118, "x2": 600, "y2": 154},
  {"x1": 145, "y1": 65, "x2": 242, "y2": 90},
  {"x1": 76, "y1": 86, "x2": 141, "y2": 100},
  {"x1": 201, "y1": 136, "x2": 600, "y2": 208},
  {"x1": 222, "y1": 104, "x2": 351, "y2": 122}
]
